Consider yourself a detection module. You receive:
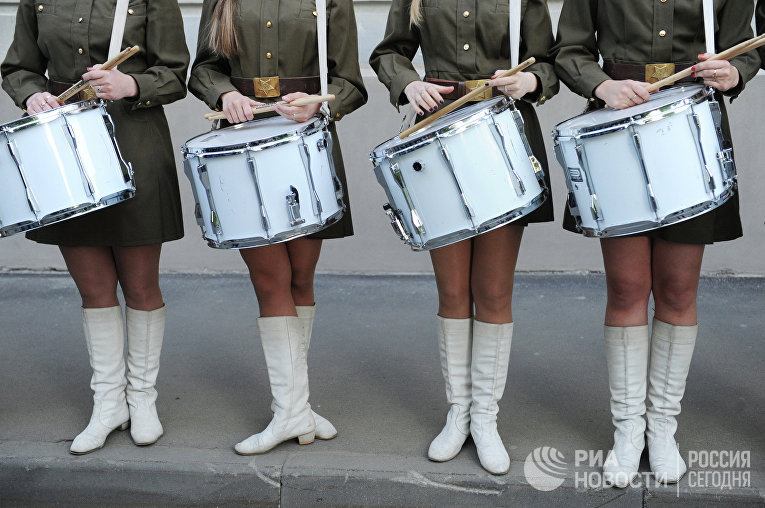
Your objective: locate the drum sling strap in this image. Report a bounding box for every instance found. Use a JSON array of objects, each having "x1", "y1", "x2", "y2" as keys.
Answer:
[{"x1": 316, "y1": 0, "x2": 330, "y2": 117}]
